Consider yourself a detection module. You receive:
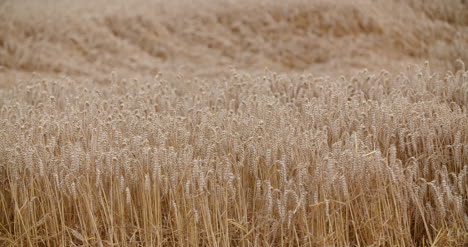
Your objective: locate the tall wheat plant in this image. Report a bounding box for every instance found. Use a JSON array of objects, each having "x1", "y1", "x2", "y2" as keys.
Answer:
[{"x1": 0, "y1": 63, "x2": 467, "y2": 246}]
